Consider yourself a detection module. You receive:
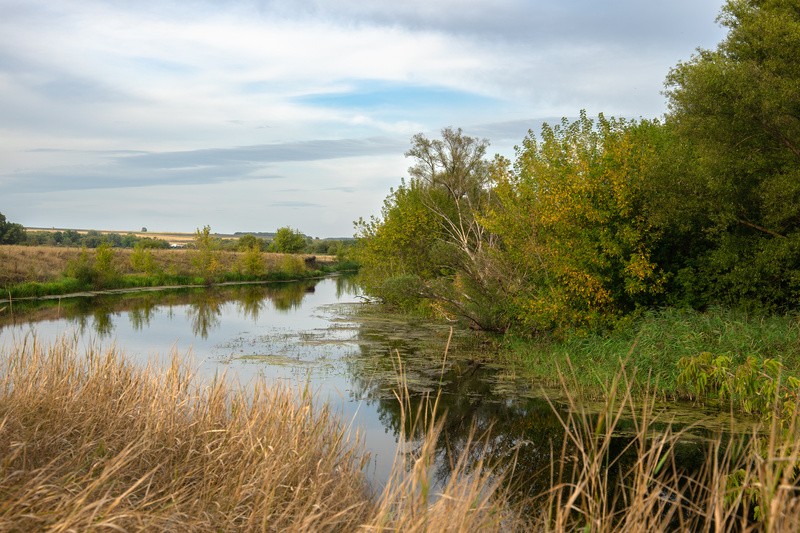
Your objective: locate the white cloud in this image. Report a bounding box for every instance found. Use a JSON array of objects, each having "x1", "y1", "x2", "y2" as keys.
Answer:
[{"x1": 0, "y1": 0, "x2": 728, "y2": 236}]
